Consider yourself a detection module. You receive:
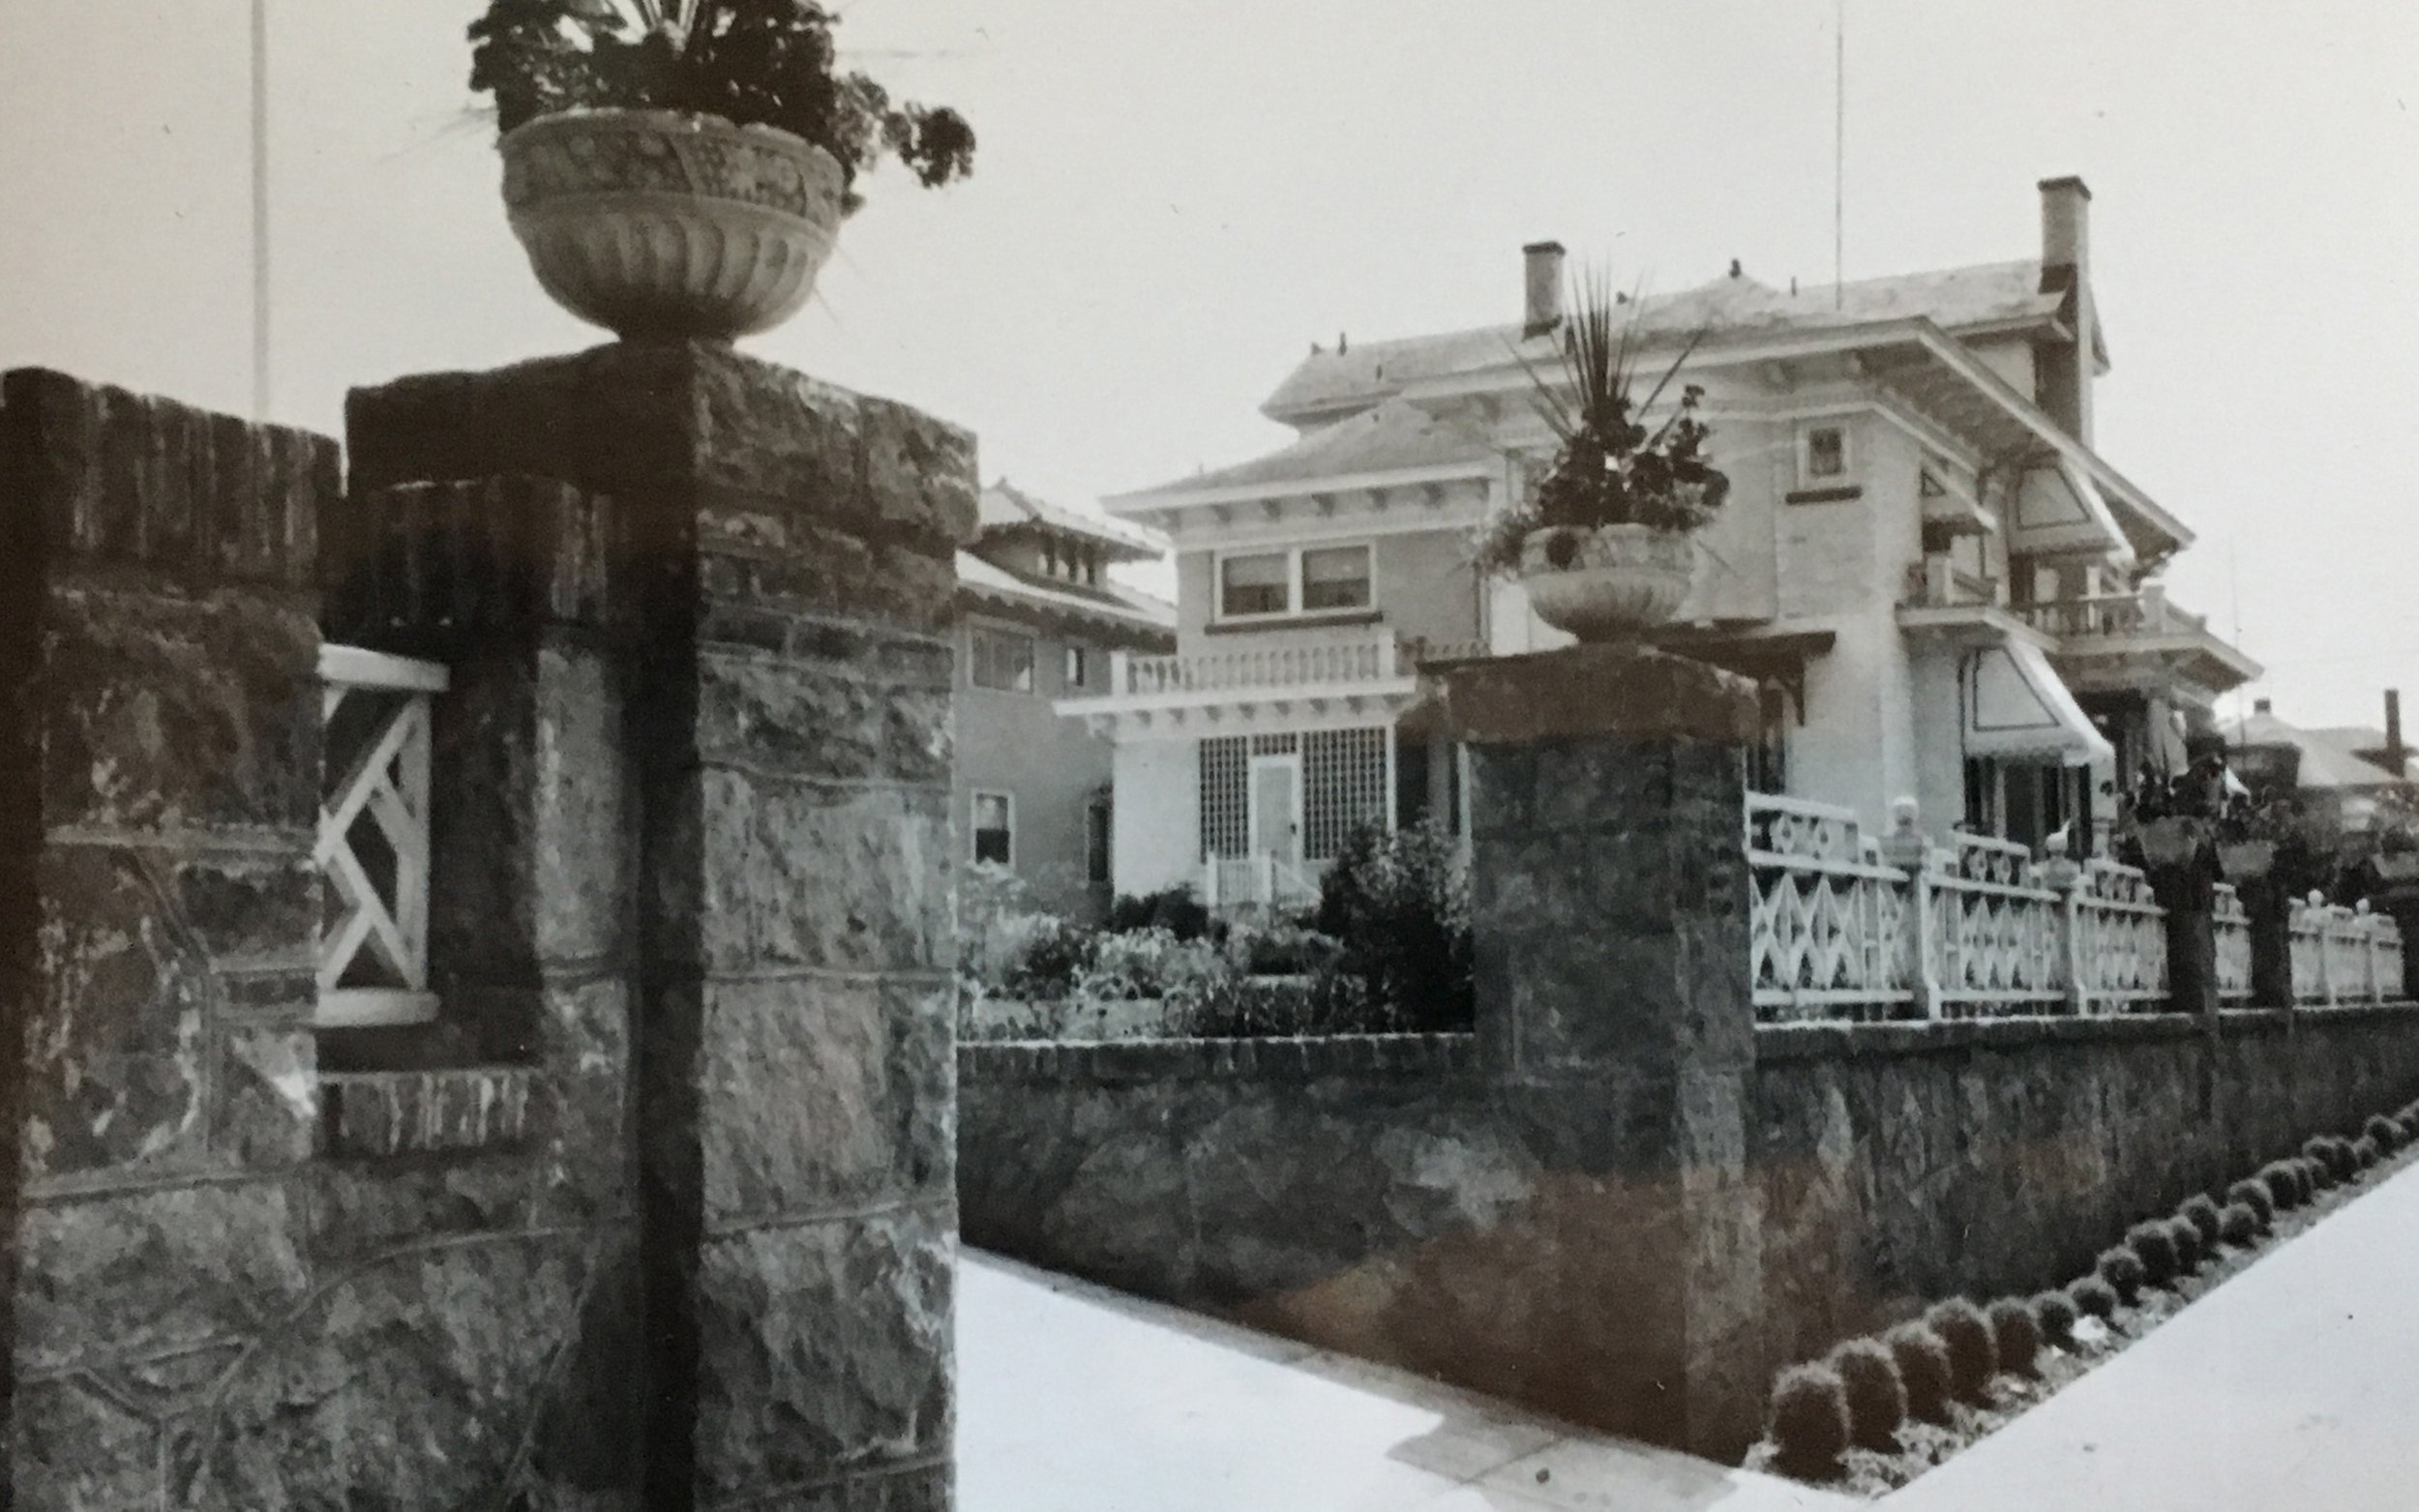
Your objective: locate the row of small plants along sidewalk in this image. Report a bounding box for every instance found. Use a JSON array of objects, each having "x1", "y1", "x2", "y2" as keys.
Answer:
[
  {"x1": 1753, "y1": 1105, "x2": 2419, "y2": 1494},
  {"x1": 959, "y1": 823, "x2": 1473, "y2": 1039}
]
